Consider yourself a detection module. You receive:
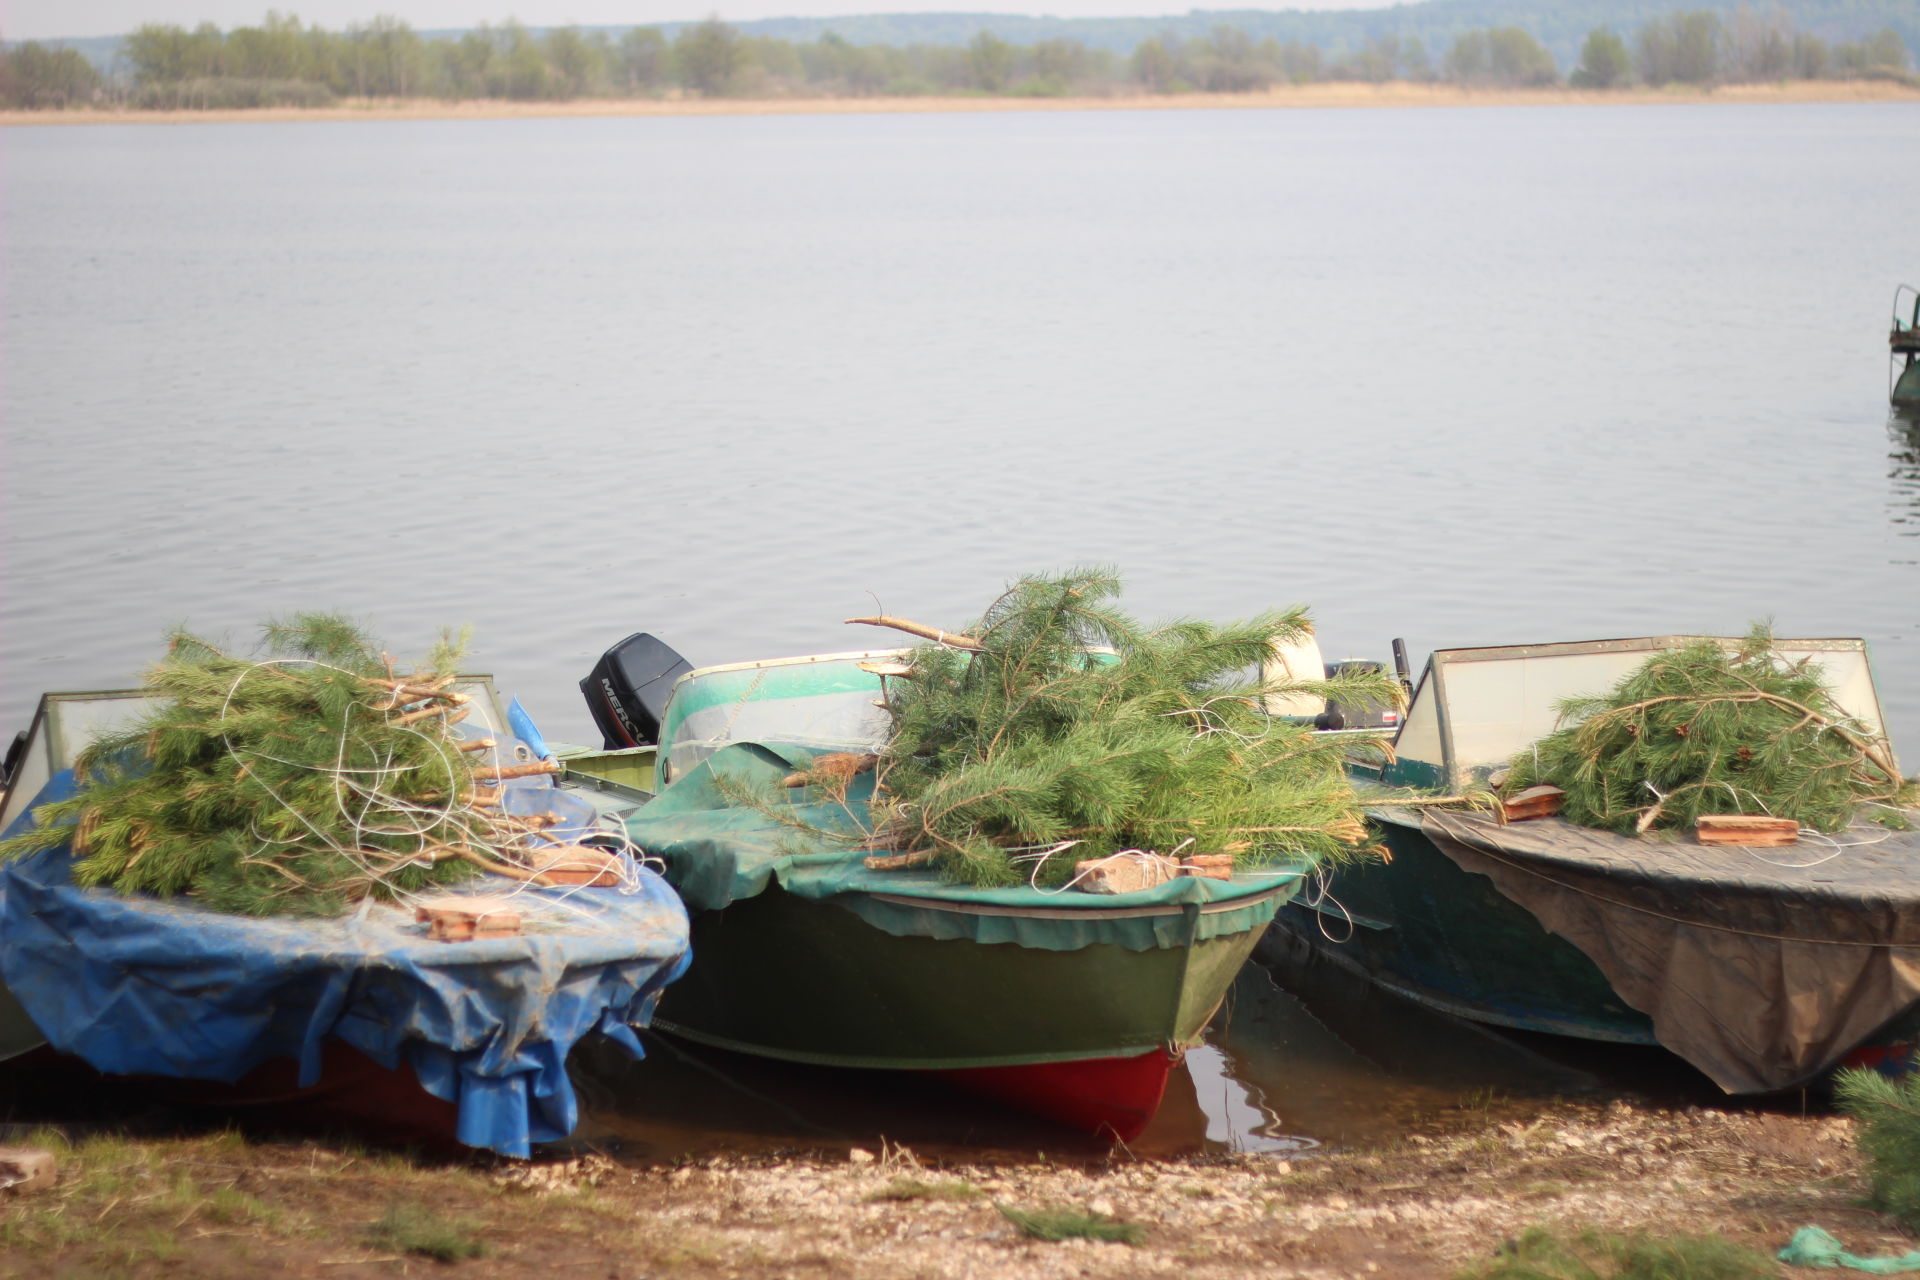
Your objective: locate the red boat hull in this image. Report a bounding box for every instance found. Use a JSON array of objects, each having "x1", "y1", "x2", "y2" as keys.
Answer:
[
  {"x1": 164, "y1": 1040, "x2": 462, "y2": 1146},
  {"x1": 7, "y1": 1041, "x2": 461, "y2": 1149},
  {"x1": 934, "y1": 1048, "x2": 1178, "y2": 1142}
]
